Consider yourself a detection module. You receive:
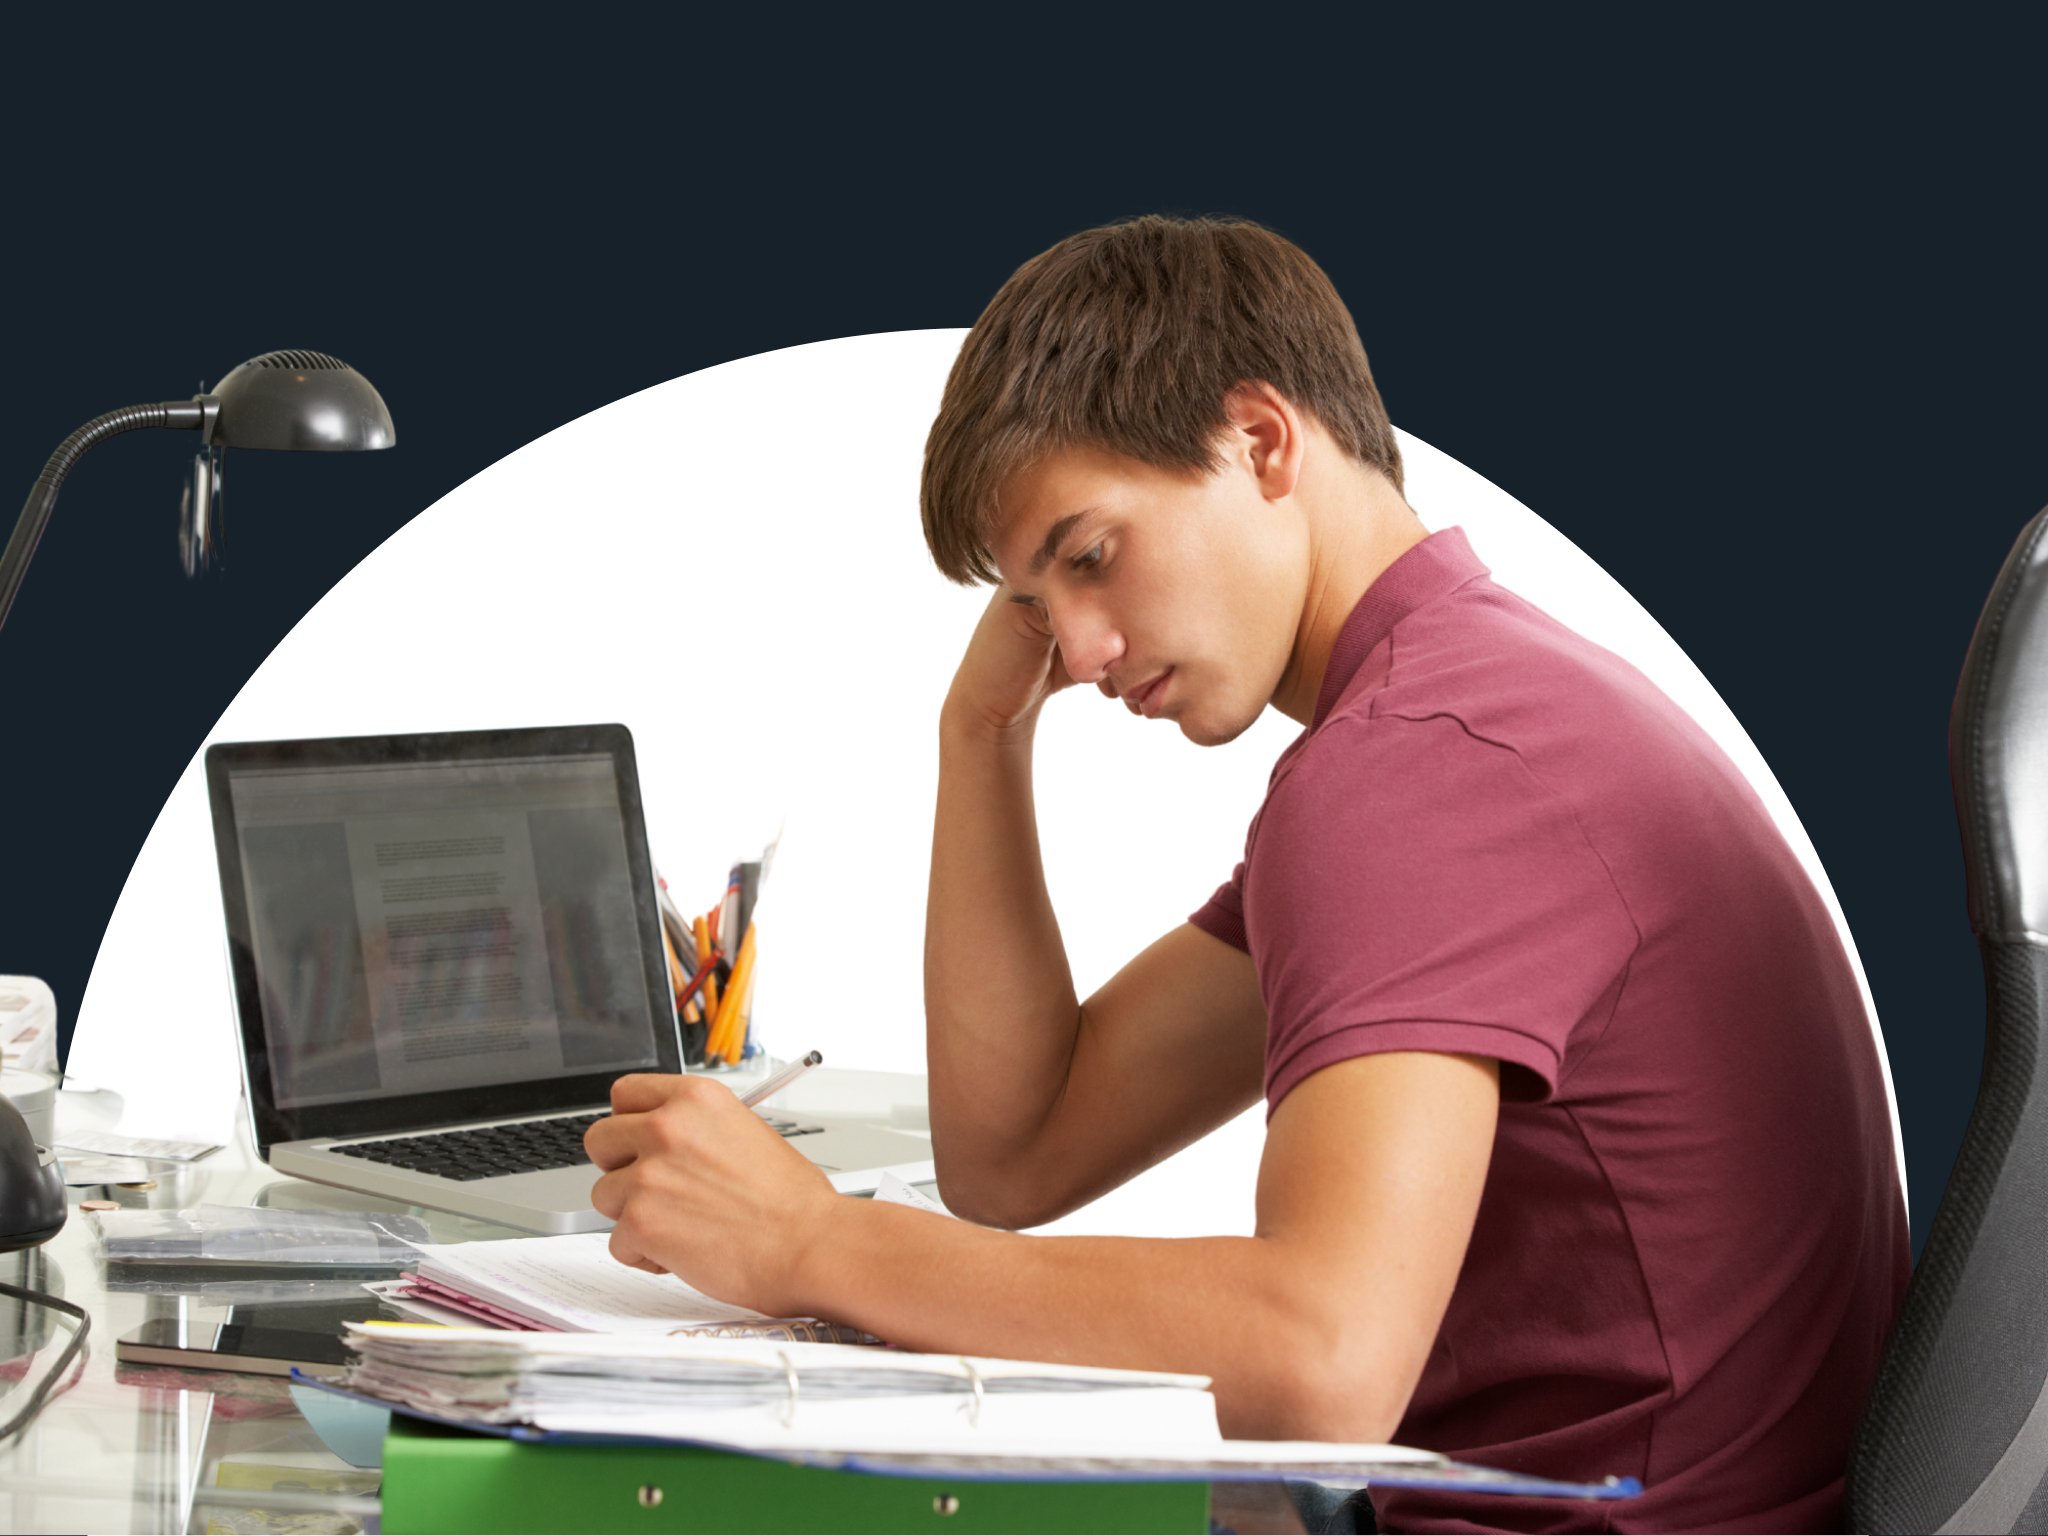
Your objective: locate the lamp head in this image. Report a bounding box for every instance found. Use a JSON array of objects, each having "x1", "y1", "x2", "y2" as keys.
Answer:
[
  {"x1": 204, "y1": 350, "x2": 396, "y2": 453},
  {"x1": 179, "y1": 350, "x2": 396, "y2": 576}
]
